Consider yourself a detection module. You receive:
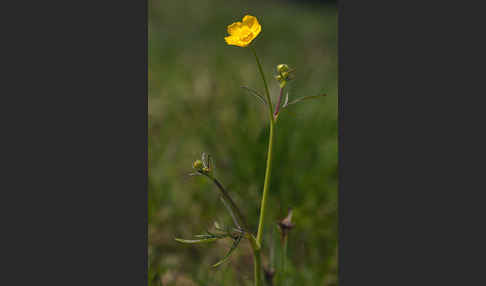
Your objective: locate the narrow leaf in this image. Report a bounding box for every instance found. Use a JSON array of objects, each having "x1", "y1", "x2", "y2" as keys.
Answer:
[
  {"x1": 283, "y1": 92, "x2": 289, "y2": 108},
  {"x1": 174, "y1": 237, "x2": 219, "y2": 244},
  {"x1": 194, "y1": 234, "x2": 215, "y2": 239},
  {"x1": 241, "y1": 86, "x2": 267, "y2": 106},
  {"x1": 212, "y1": 235, "x2": 243, "y2": 267},
  {"x1": 283, "y1": 94, "x2": 327, "y2": 109},
  {"x1": 188, "y1": 172, "x2": 202, "y2": 176},
  {"x1": 220, "y1": 196, "x2": 240, "y2": 229}
]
